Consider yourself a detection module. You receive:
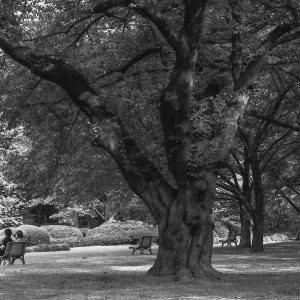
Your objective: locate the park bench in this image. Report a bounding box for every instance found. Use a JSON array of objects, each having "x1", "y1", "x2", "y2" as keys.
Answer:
[
  {"x1": 129, "y1": 235, "x2": 154, "y2": 255},
  {"x1": 220, "y1": 230, "x2": 238, "y2": 247},
  {"x1": 0, "y1": 242, "x2": 27, "y2": 265}
]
